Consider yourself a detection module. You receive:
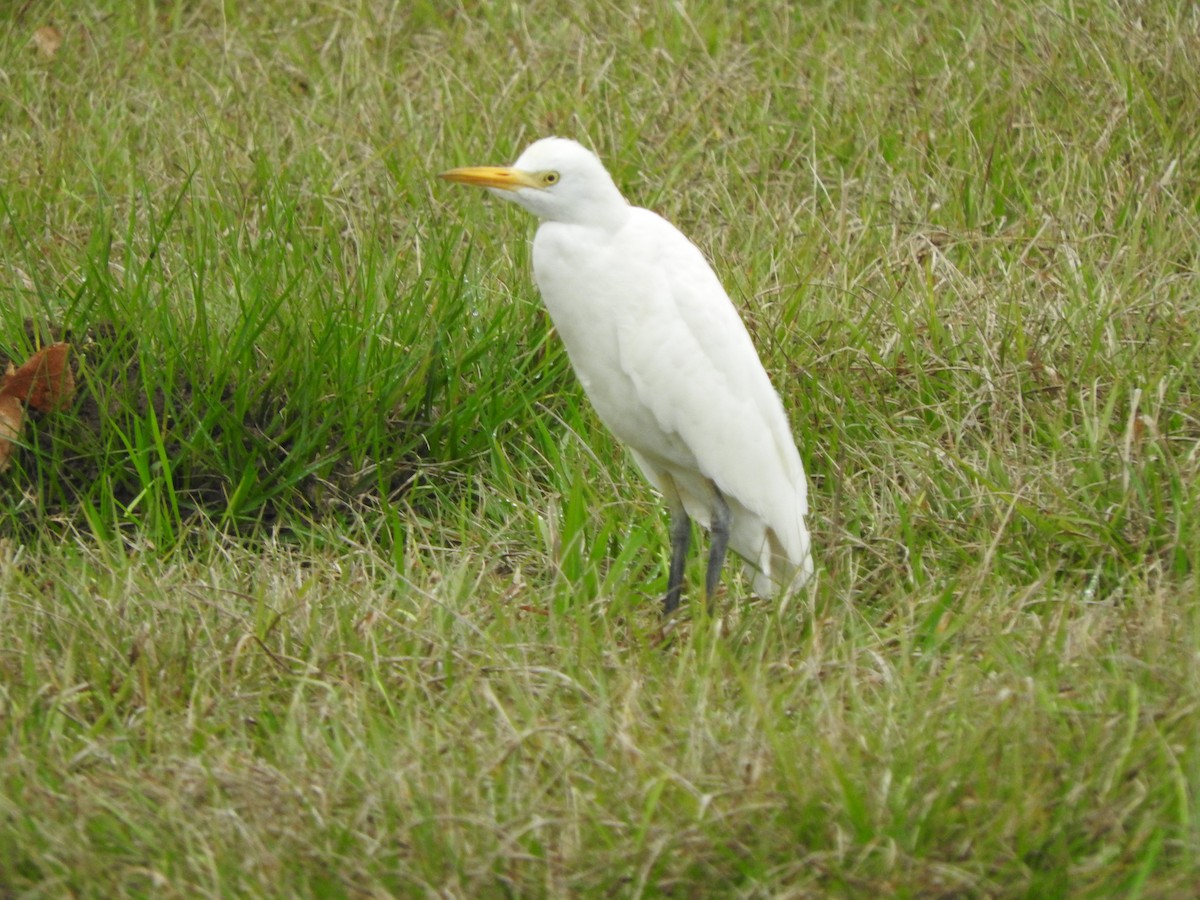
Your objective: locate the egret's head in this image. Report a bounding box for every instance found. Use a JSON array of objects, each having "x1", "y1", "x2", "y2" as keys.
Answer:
[{"x1": 440, "y1": 137, "x2": 628, "y2": 226}]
